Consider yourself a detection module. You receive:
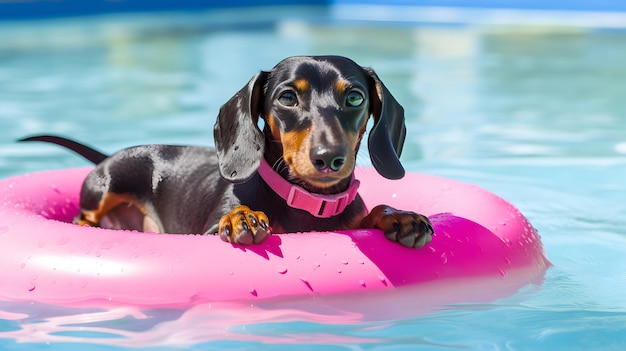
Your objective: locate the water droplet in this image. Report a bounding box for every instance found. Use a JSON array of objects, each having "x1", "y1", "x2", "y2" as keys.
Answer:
[
  {"x1": 358, "y1": 259, "x2": 365, "y2": 265},
  {"x1": 340, "y1": 260, "x2": 348, "y2": 265},
  {"x1": 299, "y1": 277, "x2": 313, "y2": 291},
  {"x1": 359, "y1": 280, "x2": 366, "y2": 287},
  {"x1": 498, "y1": 269, "x2": 506, "y2": 276},
  {"x1": 276, "y1": 266, "x2": 287, "y2": 274},
  {"x1": 440, "y1": 252, "x2": 448, "y2": 264},
  {"x1": 28, "y1": 284, "x2": 36, "y2": 292},
  {"x1": 249, "y1": 287, "x2": 257, "y2": 296},
  {"x1": 313, "y1": 262, "x2": 320, "y2": 267},
  {"x1": 336, "y1": 268, "x2": 342, "y2": 273},
  {"x1": 57, "y1": 235, "x2": 70, "y2": 246},
  {"x1": 378, "y1": 275, "x2": 387, "y2": 286}
]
